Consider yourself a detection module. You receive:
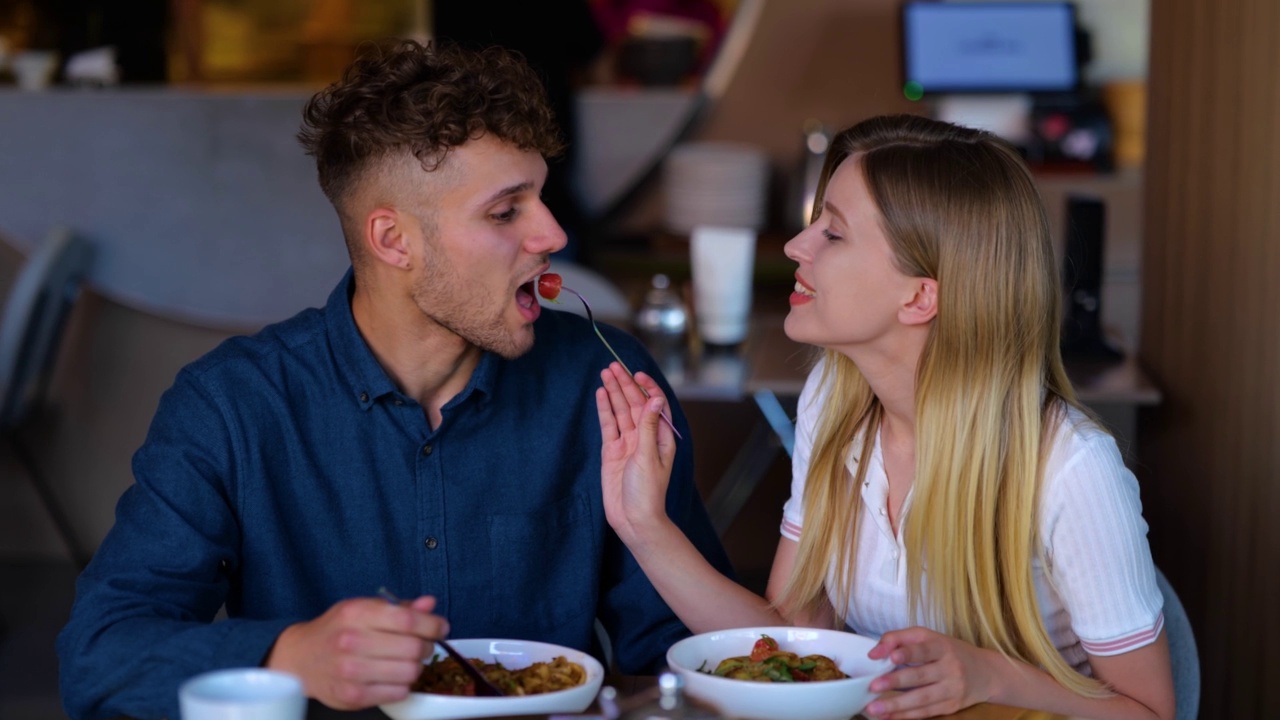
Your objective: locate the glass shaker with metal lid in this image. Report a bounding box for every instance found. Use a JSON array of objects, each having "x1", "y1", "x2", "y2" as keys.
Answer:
[
  {"x1": 633, "y1": 273, "x2": 689, "y2": 383},
  {"x1": 634, "y1": 273, "x2": 689, "y2": 344}
]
